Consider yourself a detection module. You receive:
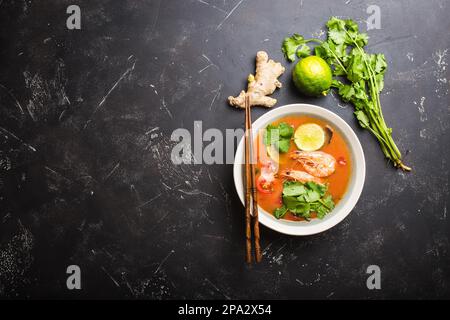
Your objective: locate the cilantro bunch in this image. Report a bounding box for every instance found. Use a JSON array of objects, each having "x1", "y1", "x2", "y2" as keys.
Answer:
[
  {"x1": 274, "y1": 181, "x2": 335, "y2": 220},
  {"x1": 263, "y1": 122, "x2": 294, "y2": 153},
  {"x1": 282, "y1": 17, "x2": 411, "y2": 171}
]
